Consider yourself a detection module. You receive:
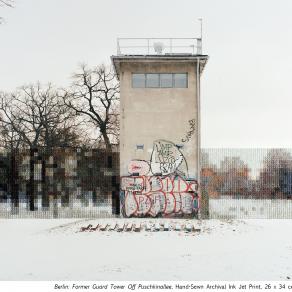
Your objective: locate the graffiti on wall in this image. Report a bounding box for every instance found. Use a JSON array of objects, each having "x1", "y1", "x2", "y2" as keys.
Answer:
[
  {"x1": 120, "y1": 139, "x2": 199, "y2": 217},
  {"x1": 128, "y1": 160, "x2": 150, "y2": 176},
  {"x1": 150, "y1": 140, "x2": 188, "y2": 176},
  {"x1": 181, "y1": 119, "x2": 196, "y2": 143}
]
